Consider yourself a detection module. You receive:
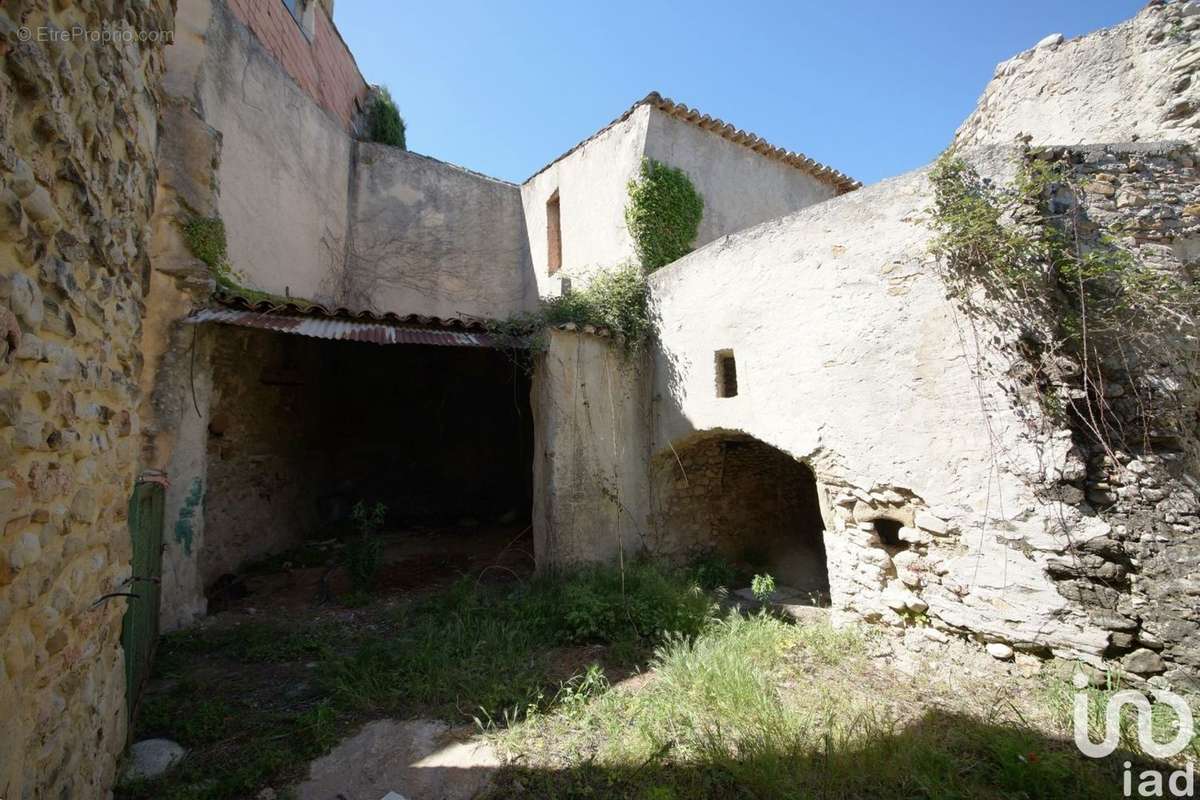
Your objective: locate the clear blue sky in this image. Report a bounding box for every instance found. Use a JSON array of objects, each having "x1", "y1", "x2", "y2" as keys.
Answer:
[{"x1": 334, "y1": 0, "x2": 1140, "y2": 186}]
